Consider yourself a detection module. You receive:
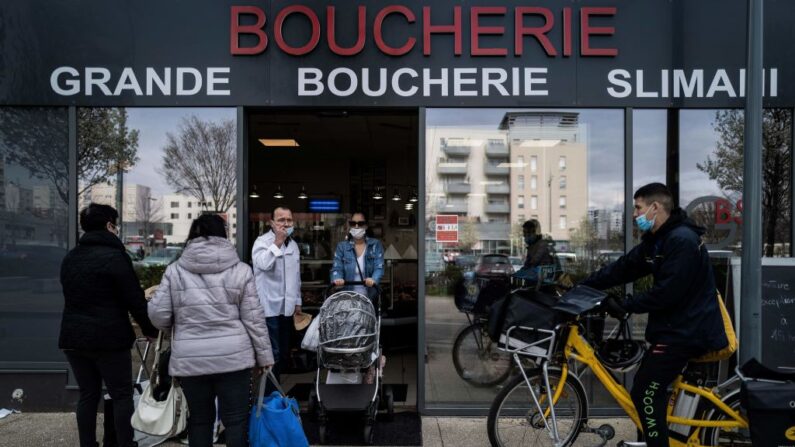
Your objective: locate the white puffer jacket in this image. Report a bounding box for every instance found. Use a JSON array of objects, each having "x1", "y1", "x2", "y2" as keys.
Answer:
[{"x1": 148, "y1": 236, "x2": 274, "y2": 377}]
